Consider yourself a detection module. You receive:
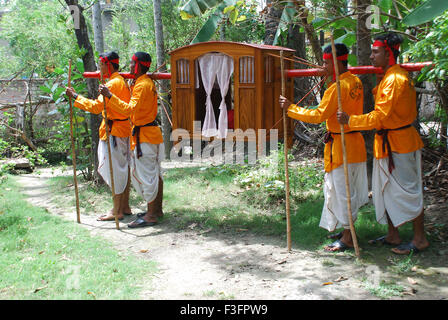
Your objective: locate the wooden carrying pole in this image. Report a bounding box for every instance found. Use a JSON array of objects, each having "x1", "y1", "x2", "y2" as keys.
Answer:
[
  {"x1": 68, "y1": 60, "x2": 81, "y2": 223},
  {"x1": 330, "y1": 36, "x2": 360, "y2": 258},
  {"x1": 280, "y1": 50, "x2": 292, "y2": 252},
  {"x1": 99, "y1": 69, "x2": 120, "y2": 230}
]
